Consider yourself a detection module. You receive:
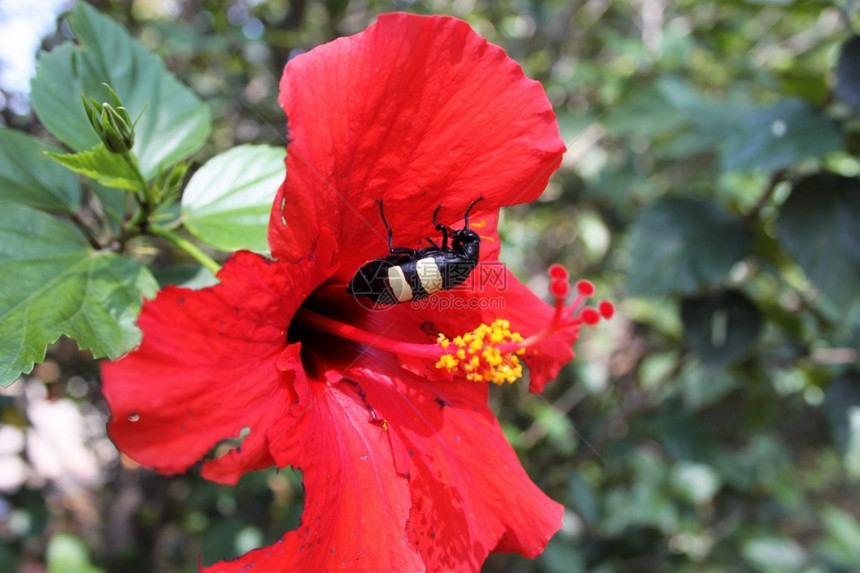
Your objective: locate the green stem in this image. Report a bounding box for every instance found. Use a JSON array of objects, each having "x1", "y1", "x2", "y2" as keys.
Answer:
[
  {"x1": 121, "y1": 150, "x2": 149, "y2": 205},
  {"x1": 746, "y1": 169, "x2": 786, "y2": 222},
  {"x1": 148, "y1": 225, "x2": 222, "y2": 275},
  {"x1": 118, "y1": 197, "x2": 148, "y2": 244},
  {"x1": 110, "y1": 150, "x2": 219, "y2": 274},
  {"x1": 69, "y1": 211, "x2": 103, "y2": 250}
]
